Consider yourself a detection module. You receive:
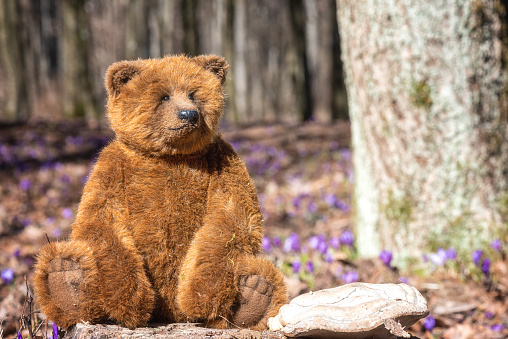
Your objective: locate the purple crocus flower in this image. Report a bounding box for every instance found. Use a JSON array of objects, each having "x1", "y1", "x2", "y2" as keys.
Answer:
[
  {"x1": 267, "y1": 146, "x2": 278, "y2": 157},
  {"x1": 292, "y1": 196, "x2": 303, "y2": 209},
  {"x1": 62, "y1": 208, "x2": 73, "y2": 219},
  {"x1": 429, "y1": 248, "x2": 448, "y2": 266},
  {"x1": 292, "y1": 261, "x2": 301, "y2": 273},
  {"x1": 446, "y1": 247, "x2": 457, "y2": 260},
  {"x1": 74, "y1": 136, "x2": 84, "y2": 146},
  {"x1": 342, "y1": 271, "x2": 359, "y2": 283},
  {"x1": 379, "y1": 250, "x2": 393, "y2": 267},
  {"x1": 340, "y1": 148, "x2": 351, "y2": 161},
  {"x1": 52, "y1": 322, "x2": 58, "y2": 339},
  {"x1": 429, "y1": 253, "x2": 445, "y2": 266},
  {"x1": 53, "y1": 228, "x2": 62, "y2": 238},
  {"x1": 340, "y1": 230, "x2": 354, "y2": 247},
  {"x1": 334, "y1": 266, "x2": 343, "y2": 279},
  {"x1": 60, "y1": 174, "x2": 71, "y2": 184},
  {"x1": 19, "y1": 179, "x2": 31, "y2": 191},
  {"x1": 324, "y1": 251, "x2": 334, "y2": 263},
  {"x1": 261, "y1": 237, "x2": 272, "y2": 253},
  {"x1": 308, "y1": 235, "x2": 323, "y2": 250},
  {"x1": 324, "y1": 194, "x2": 337, "y2": 207},
  {"x1": 329, "y1": 236, "x2": 341, "y2": 249},
  {"x1": 472, "y1": 249, "x2": 483, "y2": 266},
  {"x1": 492, "y1": 324, "x2": 505, "y2": 332},
  {"x1": 65, "y1": 136, "x2": 76, "y2": 146},
  {"x1": 491, "y1": 239, "x2": 502, "y2": 252},
  {"x1": 1, "y1": 268, "x2": 14, "y2": 285},
  {"x1": 335, "y1": 200, "x2": 350, "y2": 212},
  {"x1": 481, "y1": 258, "x2": 490, "y2": 276},
  {"x1": 399, "y1": 277, "x2": 409, "y2": 284},
  {"x1": 437, "y1": 248, "x2": 448, "y2": 261},
  {"x1": 17, "y1": 331, "x2": 22, "y2": 339},
  {"x1": 306, "y1": 261, "x2": 314, "y2": 273},
  {"x1": 423, "y1": 315, "x2": 435, "y2": 331},
  {"x1": 309, "y1": 234, "x2": 328, "y2": 254},
  {"x1": 318, "y1": 240, "x2": 328, "y2": 254},
  {"x1": 307, "y1": 201, "x2": 318, "y2": 214},
  {"x1": 272, "y1": 236, "x2": 281, "y2": 247},
  {"x1": 283, "y1": 233, "x2": 300, "y2": 253}
]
